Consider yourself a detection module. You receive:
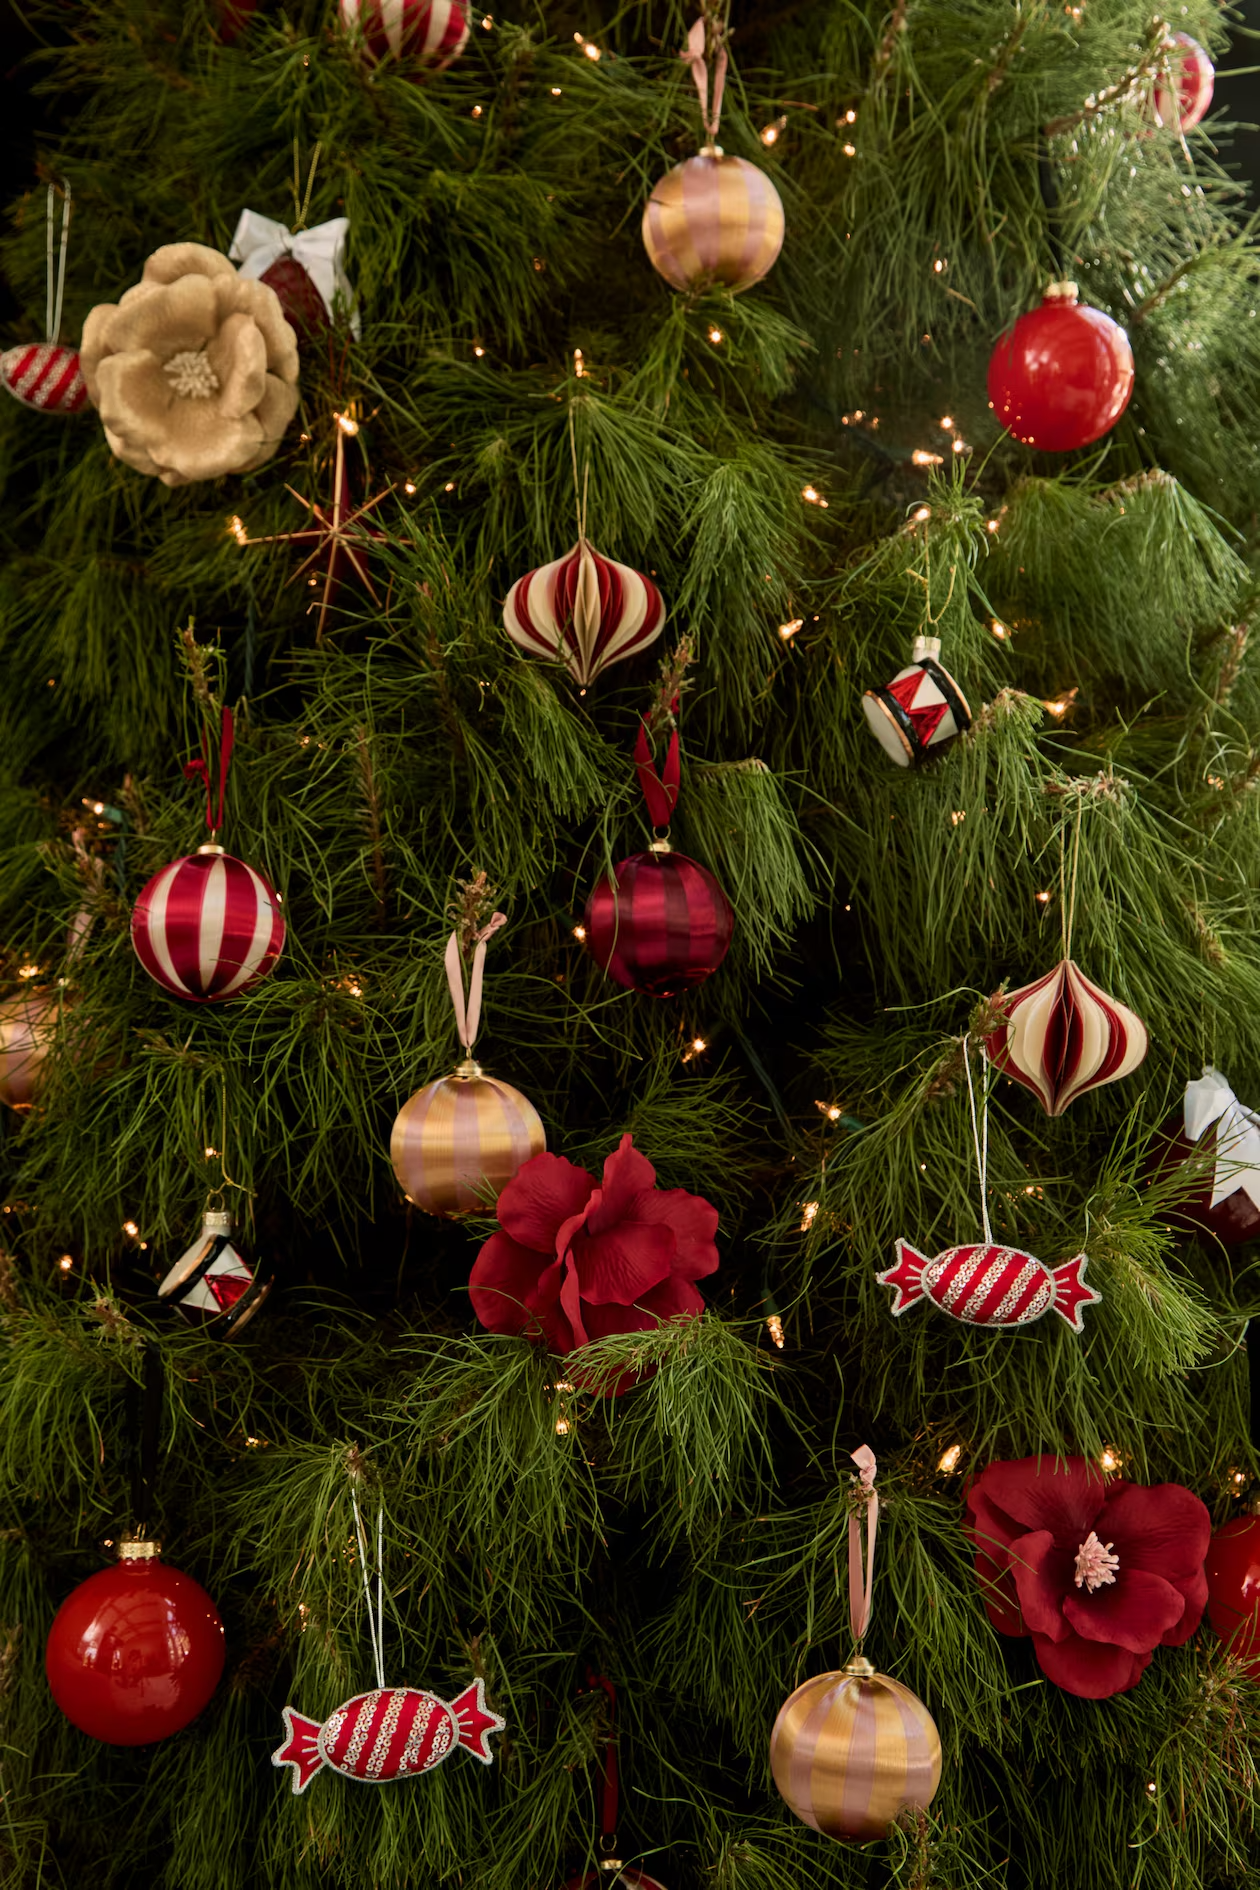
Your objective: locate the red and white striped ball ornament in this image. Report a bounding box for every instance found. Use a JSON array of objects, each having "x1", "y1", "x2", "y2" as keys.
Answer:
[
  {"x1": 1152, "y1": 33, "x2": 1214, "y2": 134},
  {"x1": 985, "y1": 958, "x2": 1148, "y2": 1116},
  {"x1": 1, "y1": 343, "x2": 88, "y2": 414},
  {"x1": 504, "y1": 538, "x2": 666, "y2": 690},
  {"x1": 337, "y1": 0, "x2": 469, "y2": 73},
  {"x1": 131, "y1": 844, "x2": 285, "y2": 1003}
]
